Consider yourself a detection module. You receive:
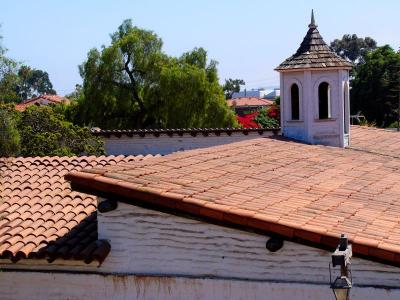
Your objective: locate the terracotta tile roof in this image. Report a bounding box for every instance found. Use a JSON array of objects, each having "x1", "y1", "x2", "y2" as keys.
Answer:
[
  {"x1": 67, "y1": 127, "x2": 400, "y2": 265},
  {"x1": 14, "y1": 104, "x2": 26, "y2": 112},
  {"x1": 350, "y1": 126, "x2": 400, "y2": 158},
  {"x1": 15, "y1": 95, "x2": 70, "y2": 112},
  {"x1": 0, "y1": 155, "x2": 155, "y2": 264},
  {"x1": 23, "y1": 94, "x2": 70, "y2": 105},
  {"x1": 91, "y1": 127, "x2": 278, "y2": 138},
  {"x1": 226, "y1": 97, "x2": 274, "y2": 107},
  {"x1": 275, "y1": 13, "x2": 352, "y2": 71}
]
